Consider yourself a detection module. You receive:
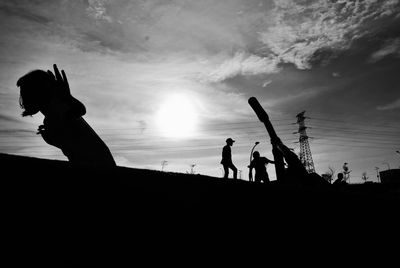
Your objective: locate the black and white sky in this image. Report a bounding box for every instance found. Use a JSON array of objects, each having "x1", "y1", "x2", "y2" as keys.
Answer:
[{"x1": 1, "y1": 0, "x2": 400, "y2": 182}]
